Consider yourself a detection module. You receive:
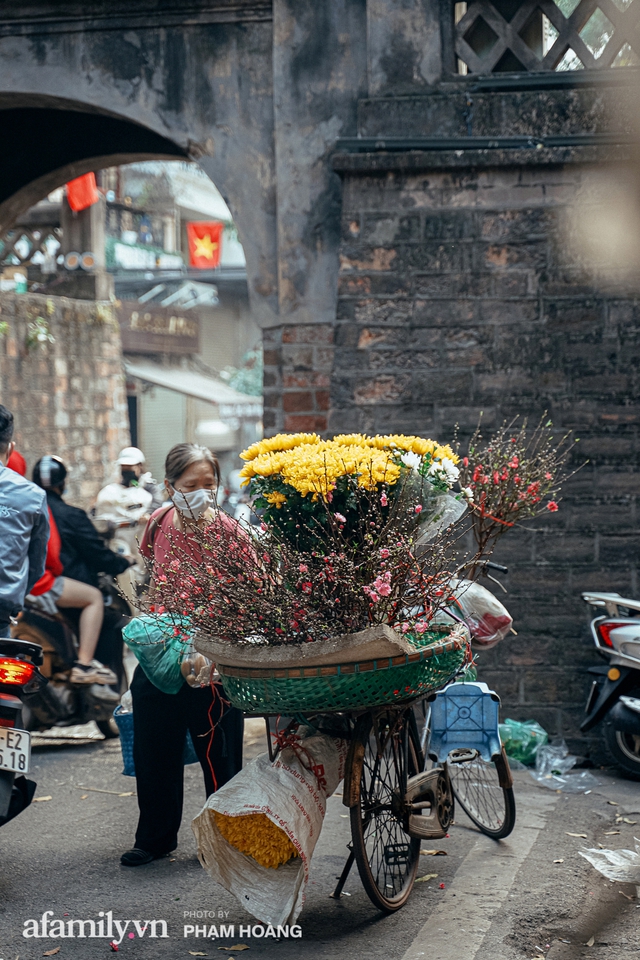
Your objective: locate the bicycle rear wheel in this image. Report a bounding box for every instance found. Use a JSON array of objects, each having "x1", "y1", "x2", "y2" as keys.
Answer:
[
  {"x1": 446, "y1": 746, "x2": 515, "y2": 840},
  {"x1": 349, "y1": 710, "x2": 421, "y2": 912}
]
